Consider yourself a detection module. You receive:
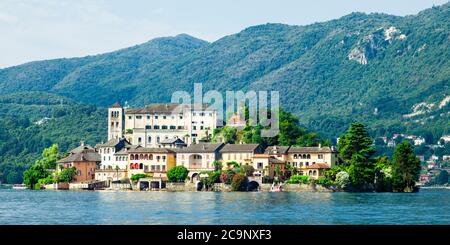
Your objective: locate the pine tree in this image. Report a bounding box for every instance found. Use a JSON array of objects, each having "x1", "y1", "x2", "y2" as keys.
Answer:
[{"x1": 392, "y1": 141, "x2": 421, "y2": 192}]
